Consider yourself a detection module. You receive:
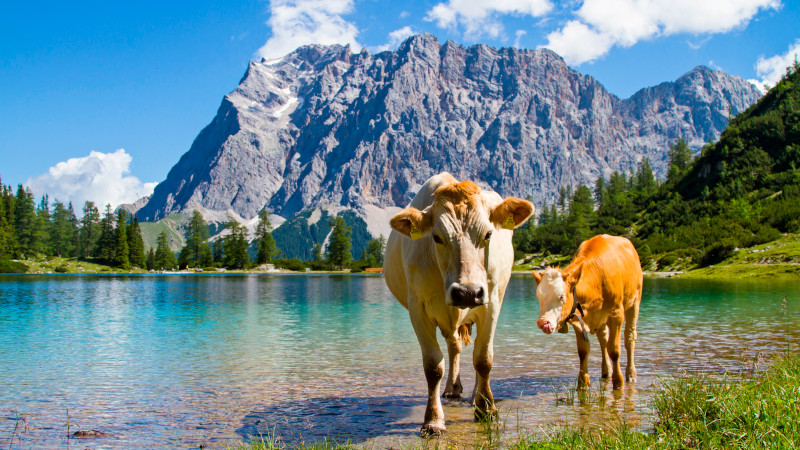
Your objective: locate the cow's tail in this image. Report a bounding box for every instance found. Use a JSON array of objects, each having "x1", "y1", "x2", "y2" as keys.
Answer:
[{"x1": 458, "y1": 323, "x2": 473, "y2": 347}]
